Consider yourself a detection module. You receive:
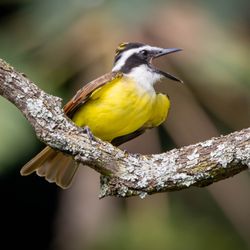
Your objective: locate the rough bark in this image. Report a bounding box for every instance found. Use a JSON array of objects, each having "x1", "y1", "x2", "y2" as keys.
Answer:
[{"x1": 0, "y1": 58, "x2": 249, "y2": 198}]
